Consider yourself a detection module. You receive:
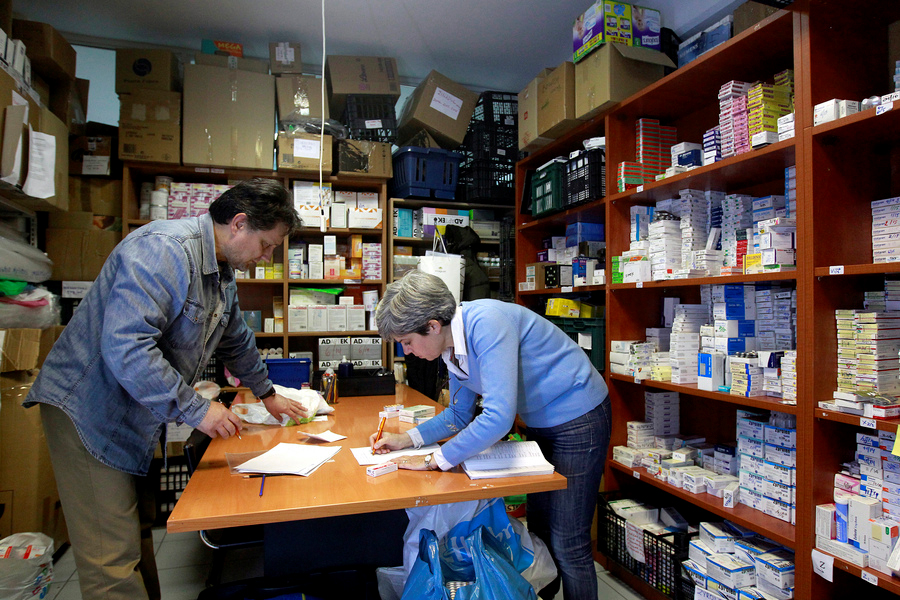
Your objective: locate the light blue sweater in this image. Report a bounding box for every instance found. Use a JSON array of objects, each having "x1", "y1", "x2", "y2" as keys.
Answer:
[{"x1": 414, "y1": 299, "x2": 608, "y2": 467}]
